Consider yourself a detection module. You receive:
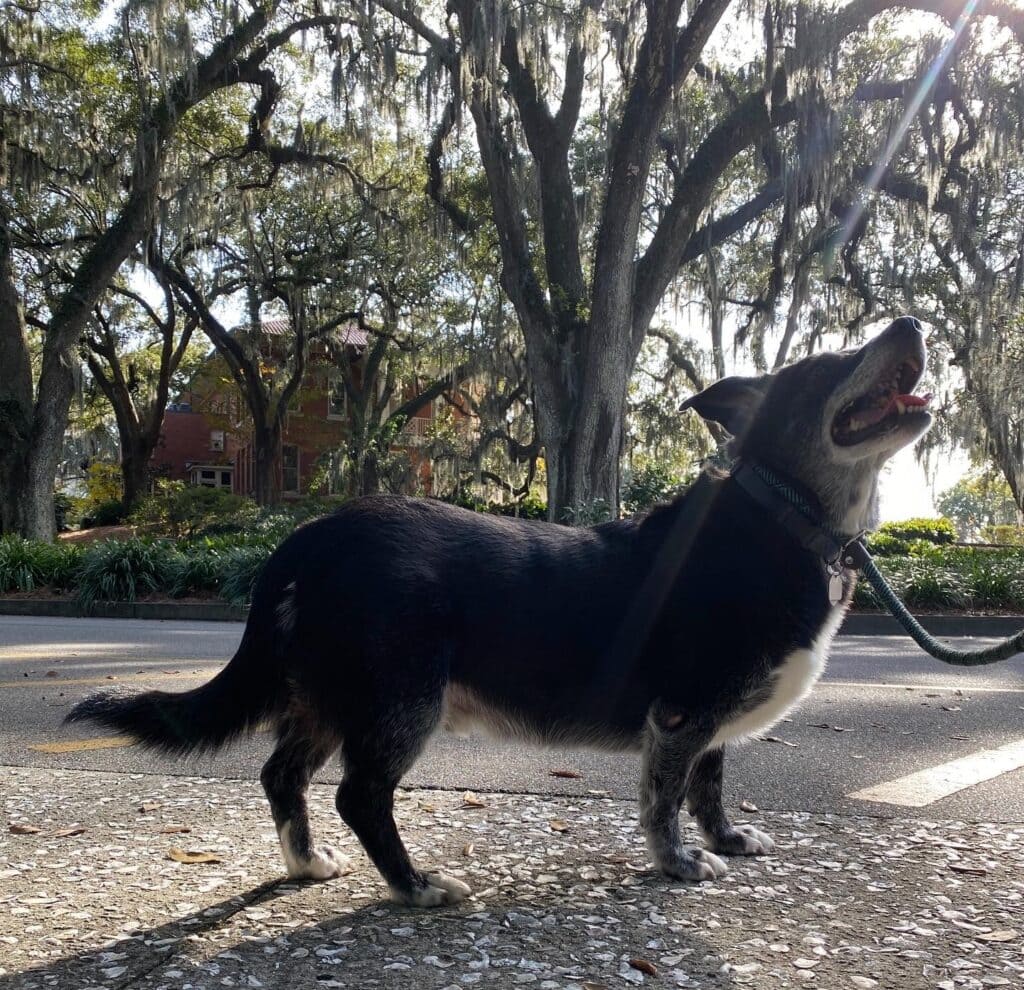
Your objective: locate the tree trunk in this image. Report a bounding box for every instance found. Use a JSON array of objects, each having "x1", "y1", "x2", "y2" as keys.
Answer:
[
  {"x1": 121, "y1": 441, "x2": 153, "y2": 515},
  {"x1": 252, "y1": 424, "x2": 281, "y2": 506}
]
